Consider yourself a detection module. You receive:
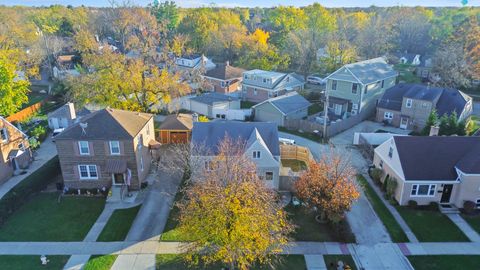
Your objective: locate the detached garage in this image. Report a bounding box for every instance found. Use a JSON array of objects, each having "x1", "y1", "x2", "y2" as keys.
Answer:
[
  {"x1": 252, "y1": 92, "x2": 311, "y2": 126},
  {"x1": 157, "y1": 114, "x2": 193, "y2": 144},
  {"x1": 190, "y1": 92, "x2": 240, "y2": 118}
]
